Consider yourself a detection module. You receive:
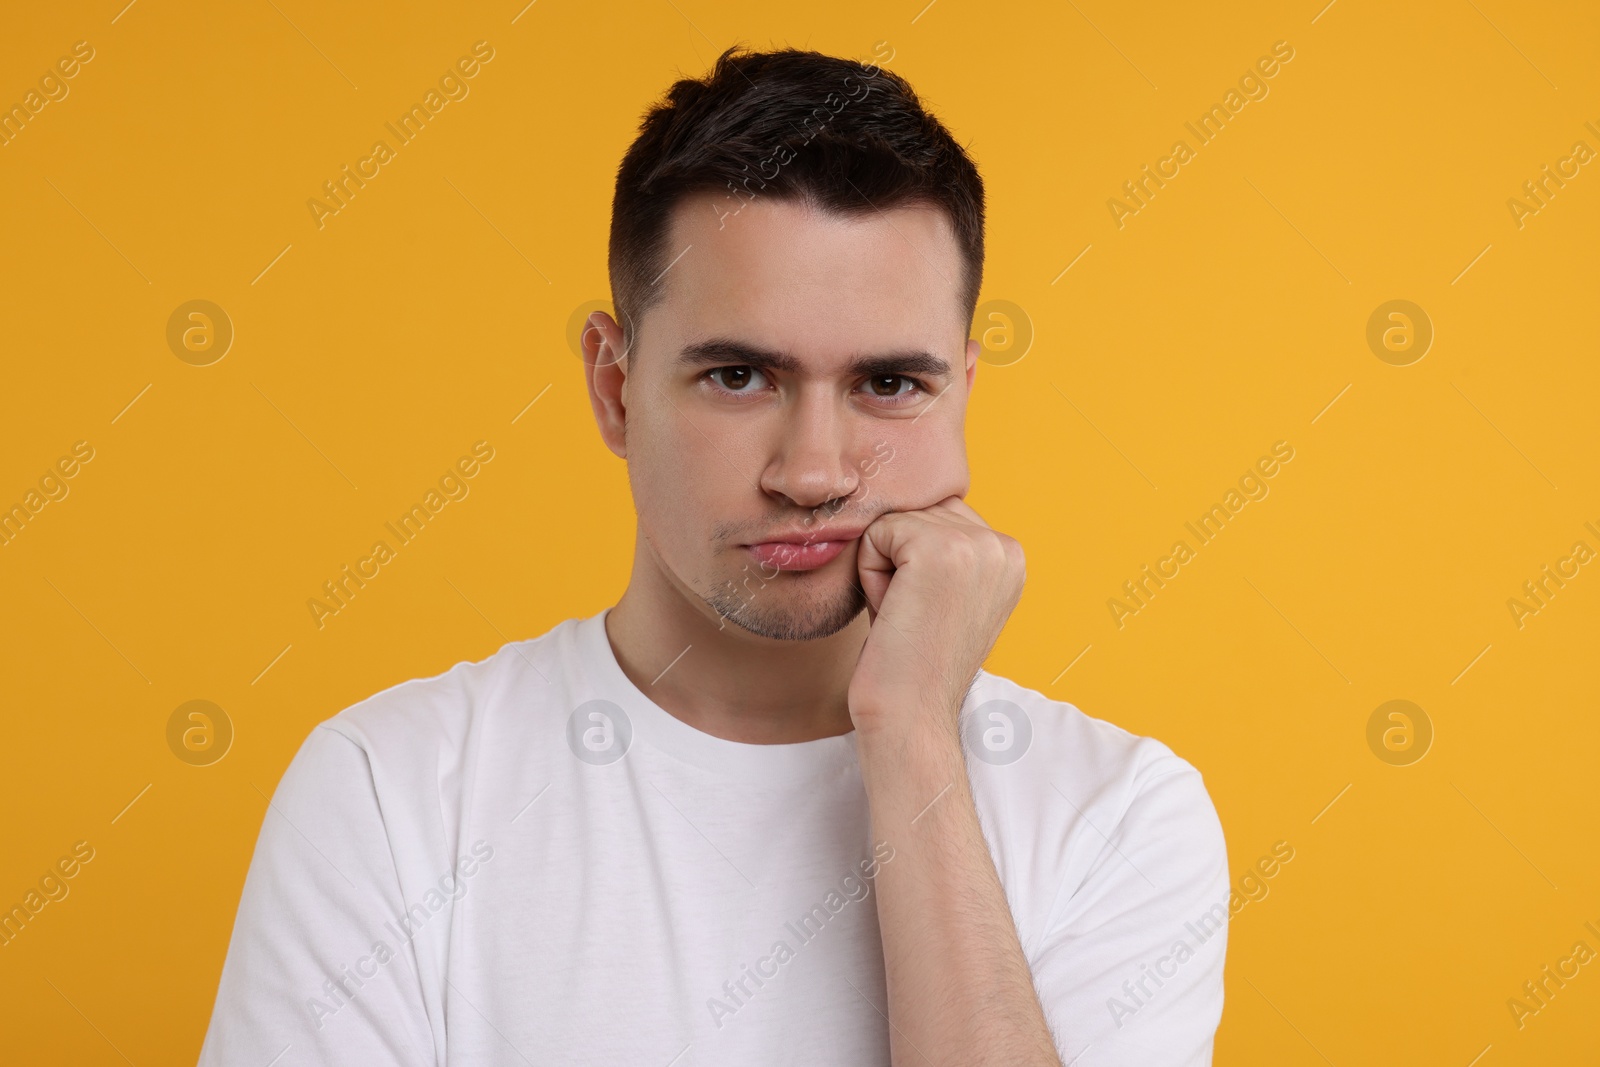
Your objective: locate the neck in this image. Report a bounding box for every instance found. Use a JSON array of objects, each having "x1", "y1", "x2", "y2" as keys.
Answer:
[{"x1": 604, "y1": 533, "x2": 866, "y2": 744}]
